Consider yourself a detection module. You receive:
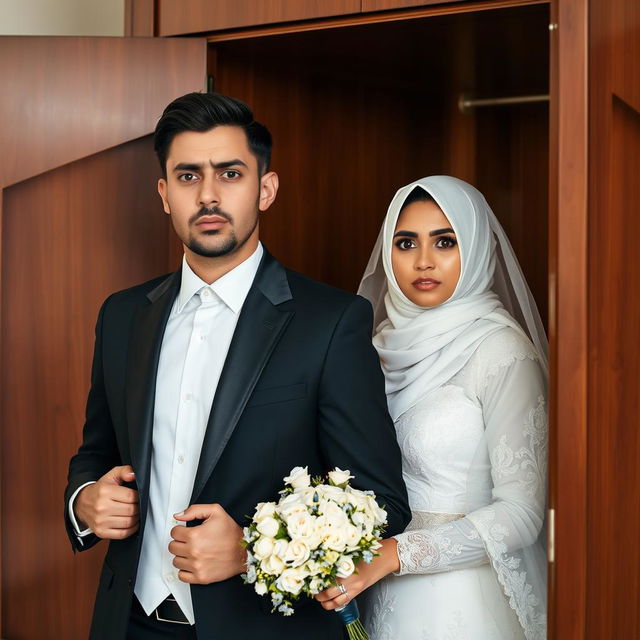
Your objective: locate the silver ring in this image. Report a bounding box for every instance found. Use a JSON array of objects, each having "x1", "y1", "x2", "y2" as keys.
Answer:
[{"x1": 337, "y1": 584, "x2": 347, "y2": 596}]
